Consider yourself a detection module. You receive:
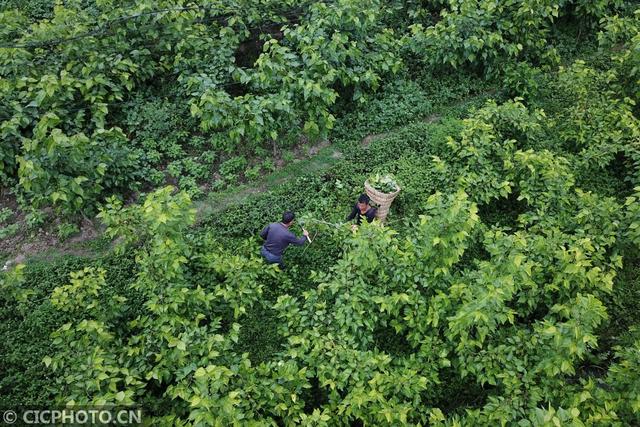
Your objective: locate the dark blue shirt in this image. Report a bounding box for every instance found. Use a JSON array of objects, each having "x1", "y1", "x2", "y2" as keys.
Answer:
[
  {"x1": 260, "y1": 223, "x2": 307, "y2": 257},
  {"x1": 346, "y1": 204, "x2": 377, "y2": 225}
]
